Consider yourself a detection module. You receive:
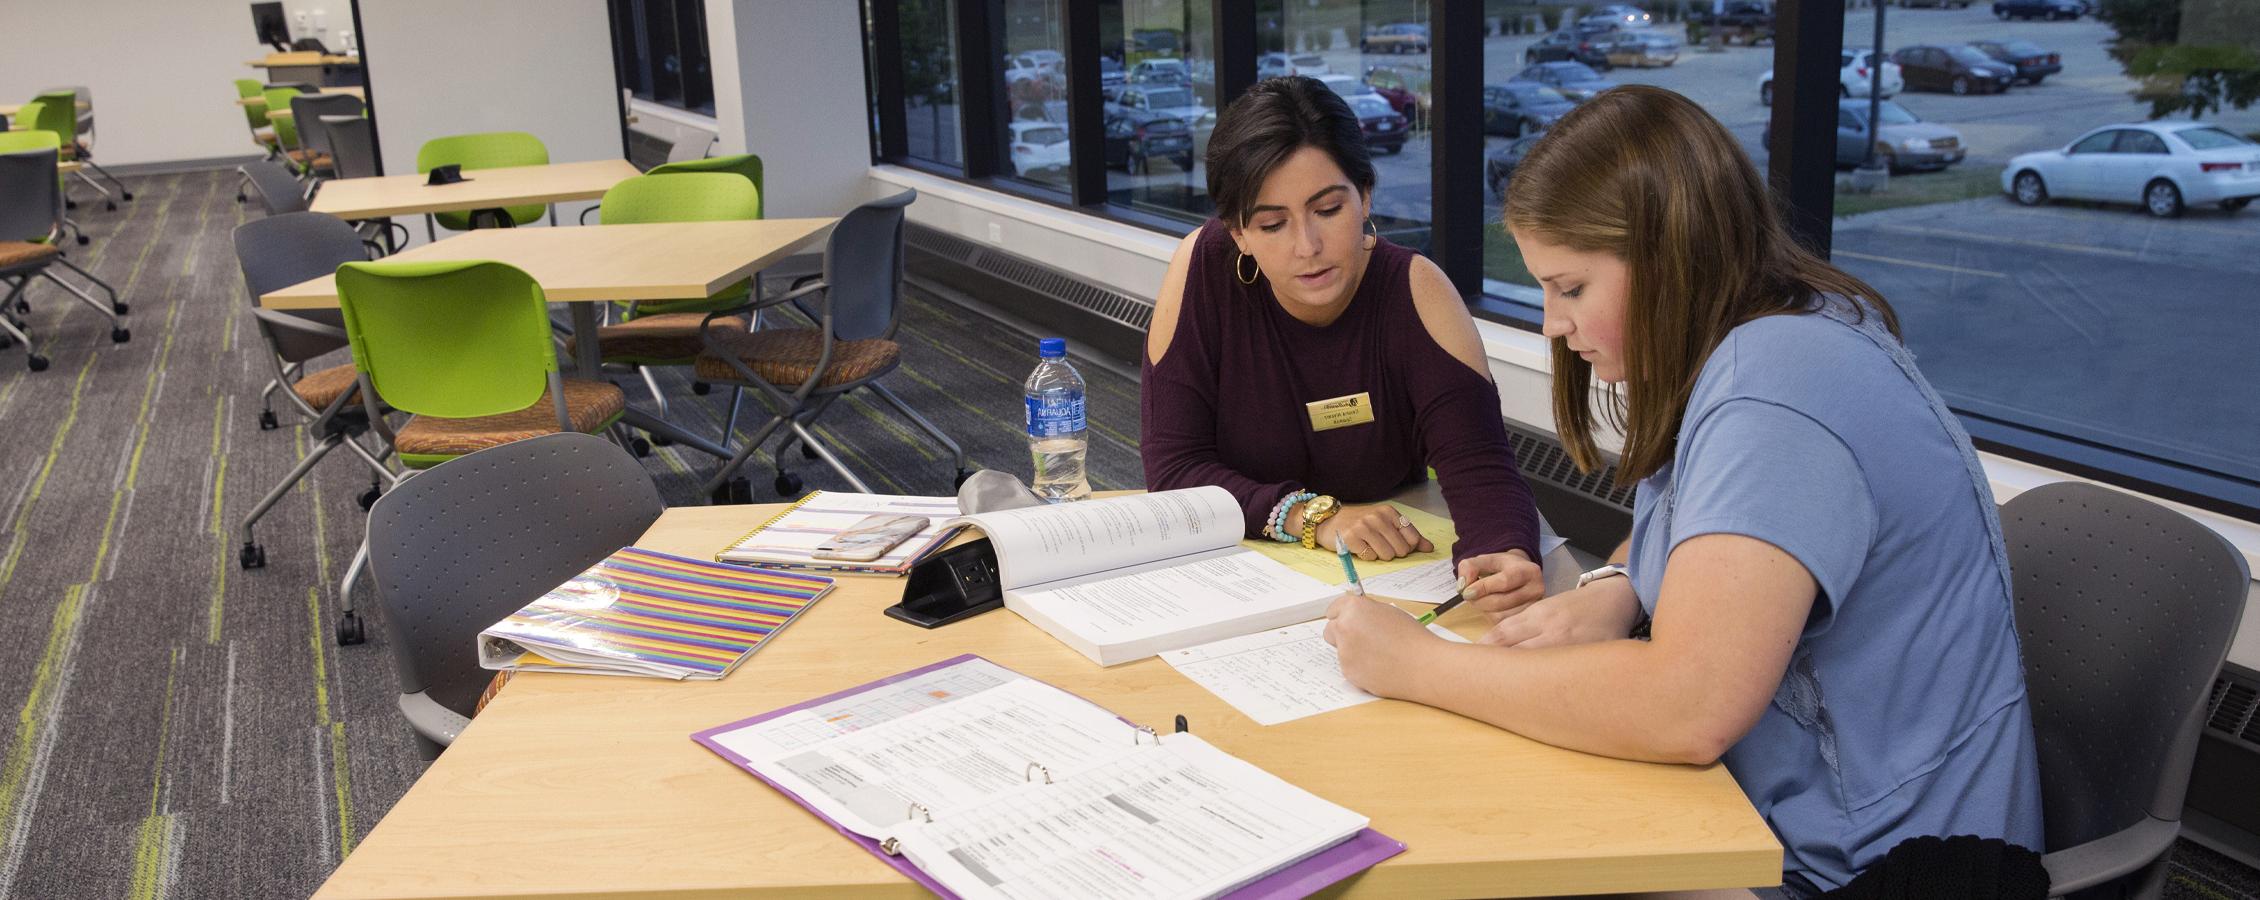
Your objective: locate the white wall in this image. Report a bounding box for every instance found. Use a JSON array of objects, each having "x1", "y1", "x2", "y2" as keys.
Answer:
[
  {"x1": 716, "y1": 0, "x2": 873, "y2": 217},
  {"x1": 355, "y1": 0, "x2": 619, "y2": 186},
  {"x1": 0, "y1": 0, "x2": 298, "y2": 167}
]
